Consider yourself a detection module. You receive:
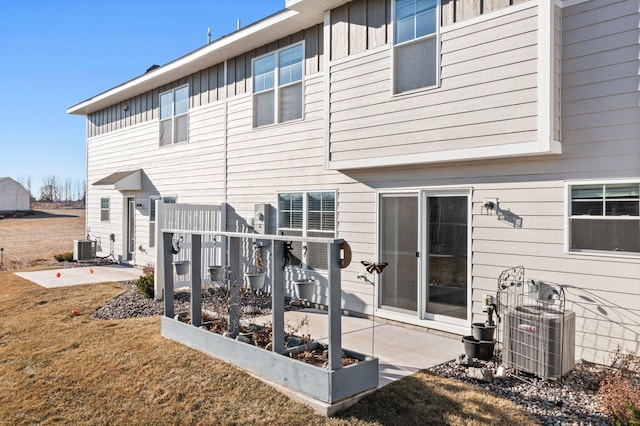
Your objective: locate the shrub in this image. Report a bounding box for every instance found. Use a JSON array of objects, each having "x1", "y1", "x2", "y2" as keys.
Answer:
[
  {"x1": 54, "y1": 252, "x2": 74, "y2": 262},
  {"x1": 597, "y1": 347, "x2": 640, "y2": 425},
  {"x1": 136, "y1": 273, "x2": 155, "y2": 298}
]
